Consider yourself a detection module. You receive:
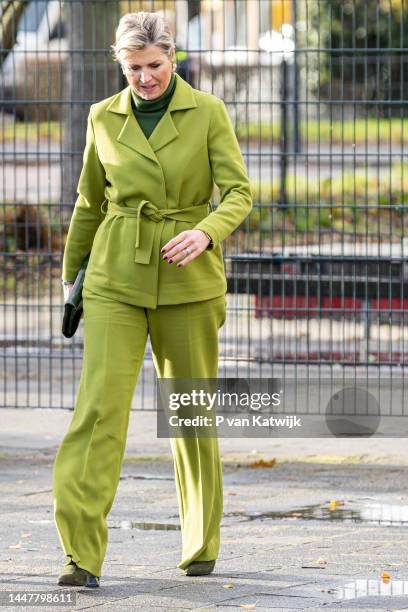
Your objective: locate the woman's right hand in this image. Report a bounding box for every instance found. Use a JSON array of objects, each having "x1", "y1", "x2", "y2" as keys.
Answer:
[{"x1": 63, "y1": 283, "x2": 74, "y2": 302}]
